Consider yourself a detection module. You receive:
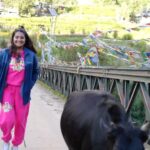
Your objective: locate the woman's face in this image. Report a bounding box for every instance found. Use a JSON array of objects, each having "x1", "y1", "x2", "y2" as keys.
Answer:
[{"x1": 13, "y1": 31, "x2": 25, "y2": 48}]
